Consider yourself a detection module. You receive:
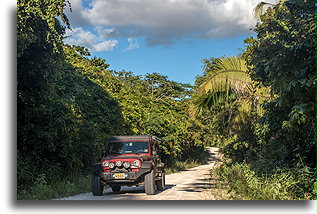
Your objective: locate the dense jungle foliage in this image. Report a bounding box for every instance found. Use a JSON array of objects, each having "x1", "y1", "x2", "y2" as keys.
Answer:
[
  {"x1": 17, "y1": 0, "x2": 315, "y2": 200},
  {"x1": 193, "y1": 0, "x2": 315, "y2": 199}
]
